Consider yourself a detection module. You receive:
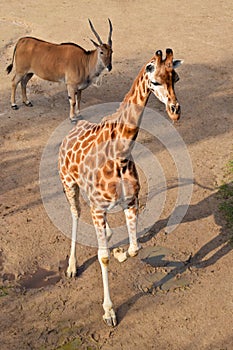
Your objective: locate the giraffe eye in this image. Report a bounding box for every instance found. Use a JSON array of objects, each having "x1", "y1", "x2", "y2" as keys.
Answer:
[
  {"x1": 151, "y1": 81, "x2": 161, "y2": 86},
  {"x1": 146, "y1": 64, "x2": 154, "y2": 73}
]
